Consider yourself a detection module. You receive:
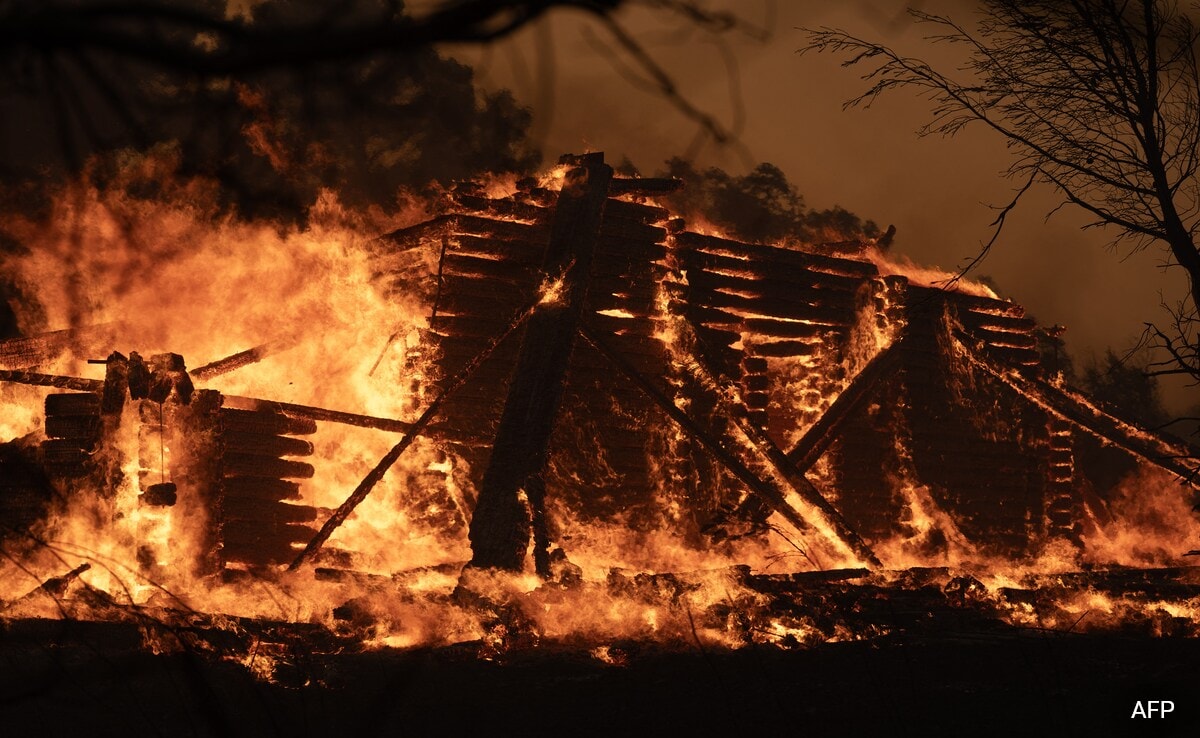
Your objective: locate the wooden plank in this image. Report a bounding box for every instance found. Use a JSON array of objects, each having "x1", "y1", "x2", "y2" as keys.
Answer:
[
  {"x1": 221, "y1": 431, "x2": 314, "y2": 458},
  {"x1": 380, "y1": 215, "x2": 455, "y2": 247},
  {"x1": 982, "y1": 345, "x2": 1041, "y2": 366},
  {"x1": 434, "y1": 290, "x2": 529, "y2": 320},
  {"x1": 587, "y1": 311, "x2": 664, "y2": 338},
  {"x1": 220, "y1": 409, "x2": 317, "y2": 437},
  {"x1": 222, "y1": 397, "x2": 410, "y2": 435},
  {"x1": 681, "y1": 289, "x2": 856, "y2": 327},
  {"x1": 586, "y1": 293, "x2": 658, "y2": 318},
  {"x1": 602, "y1": 197, "x2": 670, "y2": 222},
  {"x1": 223, "y1": 476, "x2": 302, "y2": 501},
  {"x1": 449, "y1": 194, "x2": 551, "y2": 223},
  {"x1": 597, "y1": 217, "x2": 666, "y2": 245},
  {"x1": 607, "y1": 178, "x2": 682, "y2": 196},
  {"x1": 909, "y1": 285, "x2": 1024, "y2": 316},
  {"x1": 742, "y1": 317, "x2": 829, "y2": 340},
  {"x1": 222, "y1": 543, "x2": 300, "y2": 567},
  {"x1": 445, "y1": 214, "x2": 552, "y2": 244},
  {"x1": 684, "y1": 269, "x2": 860, "y2": 311},
  {"x1": 675, "y1": 231, "x2": 878, "y2": 278},
  {"x1": 603, "y1": 333, "x2": 671, "y2": 362},
  {"x1": 676, "y1": 300, "x2": 742, "y2": 327},
  {"x1": 222, "y1": 520, "x2": 311, "y2": 546},
  {"x1": 45, "y1": 393, "x2": 101, "y2": 415},
  {"x1": 968, "y1": 326, "x2": 1038, "y2": 349},
  {"x1": 590, "y1": 259, "x2": 672, "y2": 281},
  {"x1": 447, "y1": 234, "x2": 545, "y2": 265},
  {"x1": 680, "y1": 248, "x2": 865, "y2": 293},
  {"x1": 190, "y1": 339, "x2": 298, "y2": 381},
  {"x1": 586, "y1": 275, "x2": 663, "y2": 304},
  {"x1": 45, "y1": 415, "x2": 101, "y2": 439},
  {"x1": 595, "y1": 234, "x2": 667, "y2": 261},
  {"x1": 223, "y1": 497, "x2": 319, "y2": 524},
  {"x1": 960, "y1": 311, "x2": 1038, "y2": 333},
  {"x1": 223, "y1": 453, "x2": 315, "y2": 480},
  {"x1": 440, "y1": 253, "x2": 539, "y2": 284},
  {"x1": 693, "y1": 324, "x2": 742, "y2": 347},
  {"x1": 0, "y1": 327, "x2": 114, "y2": 370},
  {"x1": 41, "y1": 438, "x2": 94, "y2": 462},
  {"x1": 749, "y1": 340, "x2": 821, "y2": 358}
]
